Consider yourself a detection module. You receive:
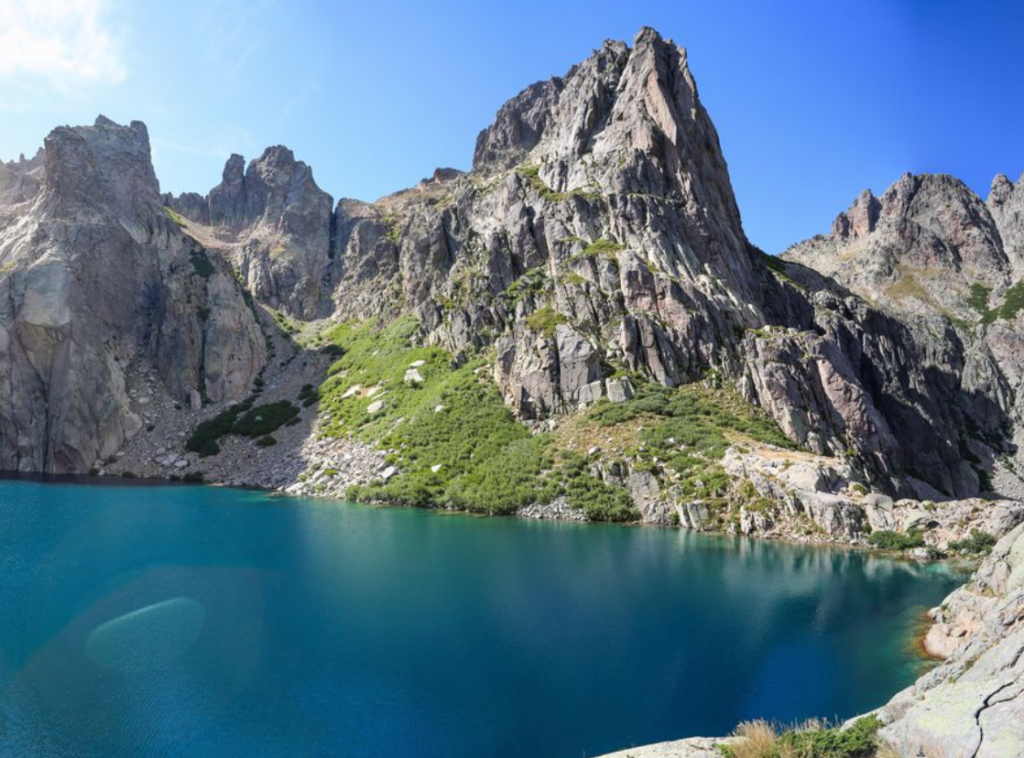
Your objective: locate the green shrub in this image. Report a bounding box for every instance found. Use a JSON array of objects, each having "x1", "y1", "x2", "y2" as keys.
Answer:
[
  {"x1": 525, "y1": 306, "x2": 567, "y2": 338},
  {"x1": 999, "y1": 281, "x2": 1024, "y2": 321},
  {"x1": 775, "y1": 714, "x2": 881, "y2": 758},
  {"x1": 968, "y1": 283, "x2": 995, "y2": 323},
  {"x1": 233, "y1": 401, "x2": 299, "y2": 437},
  {"x1": 185, "y1": 398, "x2": 298, "y2": 456},
  {"x1": 189, "y1": 246, "x2": 216, "y2": 279},
  {"x1": 255, "y1": 435, "x2": 277, "y2": 447},
  {"x1": 868, "y1": 529, "x2": 925, "y2": 551},
  {"x1": 588, "y1": 382, "x2": 793, "y2": 515},
  {"x1": 948, "y1": 529, "x2": 997, "y2": 555},
  {"x1": 719, "y1": 714, "x2": 881, "y2": 758},
  {"x1": 577, "y1": 238, "x2": 624, "y2": 259},
  {"x1": 502, "y1": 267, "x2": 548, "y2": 304},
  {"x1": 975, "y1": 280, "x2": 1024, "y2": 324},
  {"x1": 298, "y1": 382, "x2": 319, "y2": 407},
  {"x1": 319, "y1": 318, "x2": 589, "y2": 517},
  {"x1": 555, "y1": 450, "x2": 637, "y2": 521}
]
